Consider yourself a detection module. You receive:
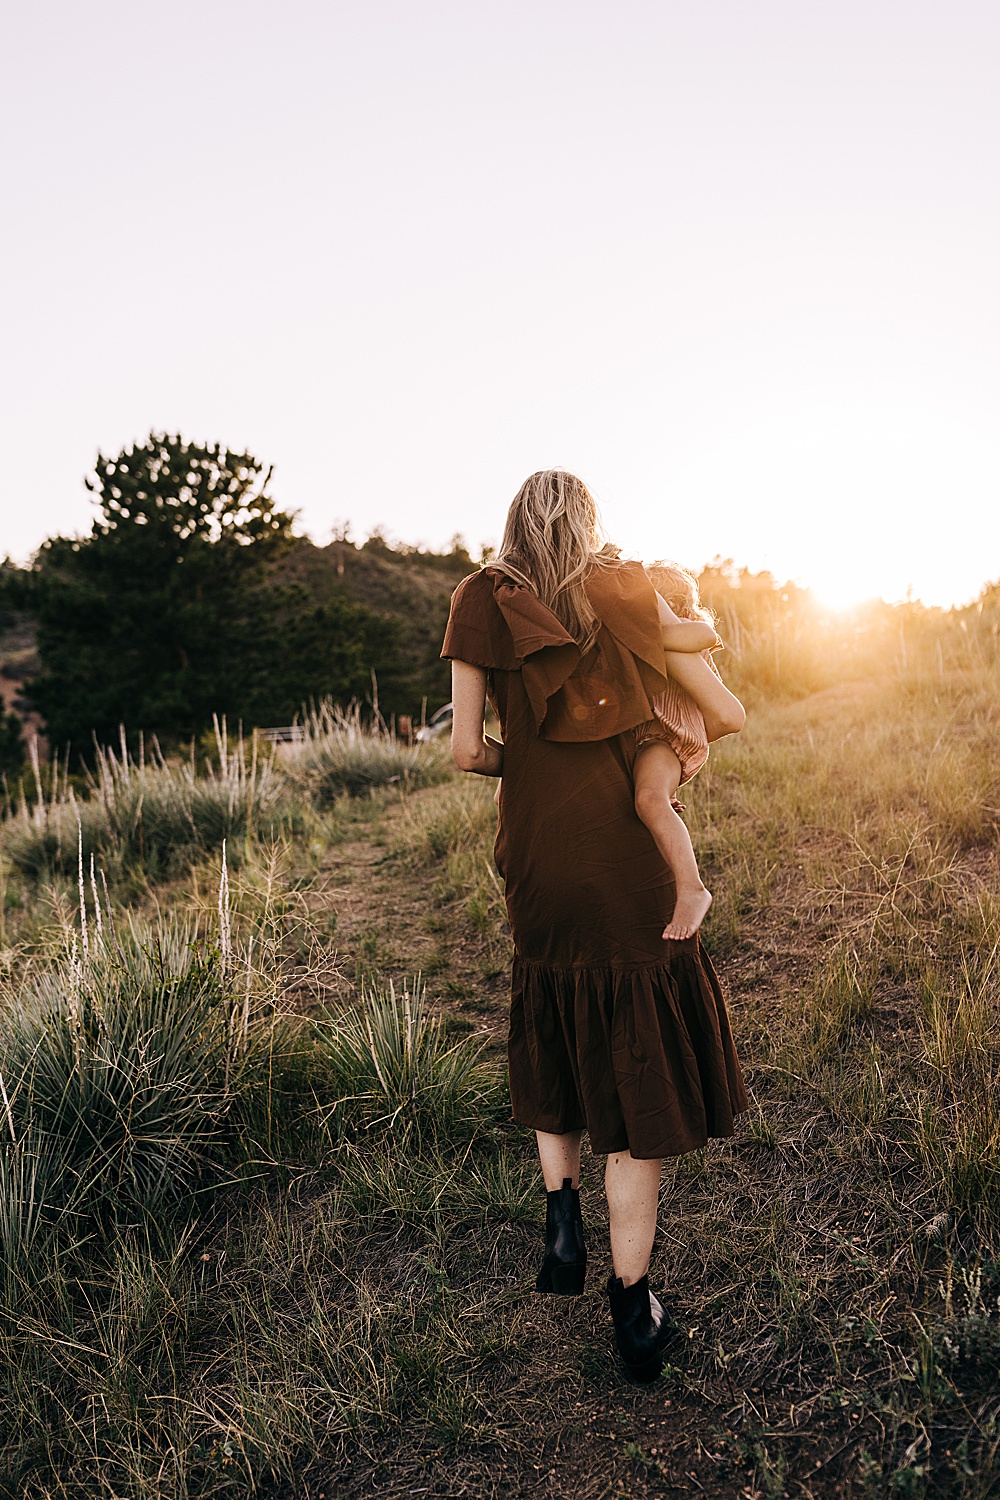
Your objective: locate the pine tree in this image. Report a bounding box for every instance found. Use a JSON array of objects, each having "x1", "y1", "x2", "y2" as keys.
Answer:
[{"x1": 27, "y1": 434, "x2": 391, "y2": 747}]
